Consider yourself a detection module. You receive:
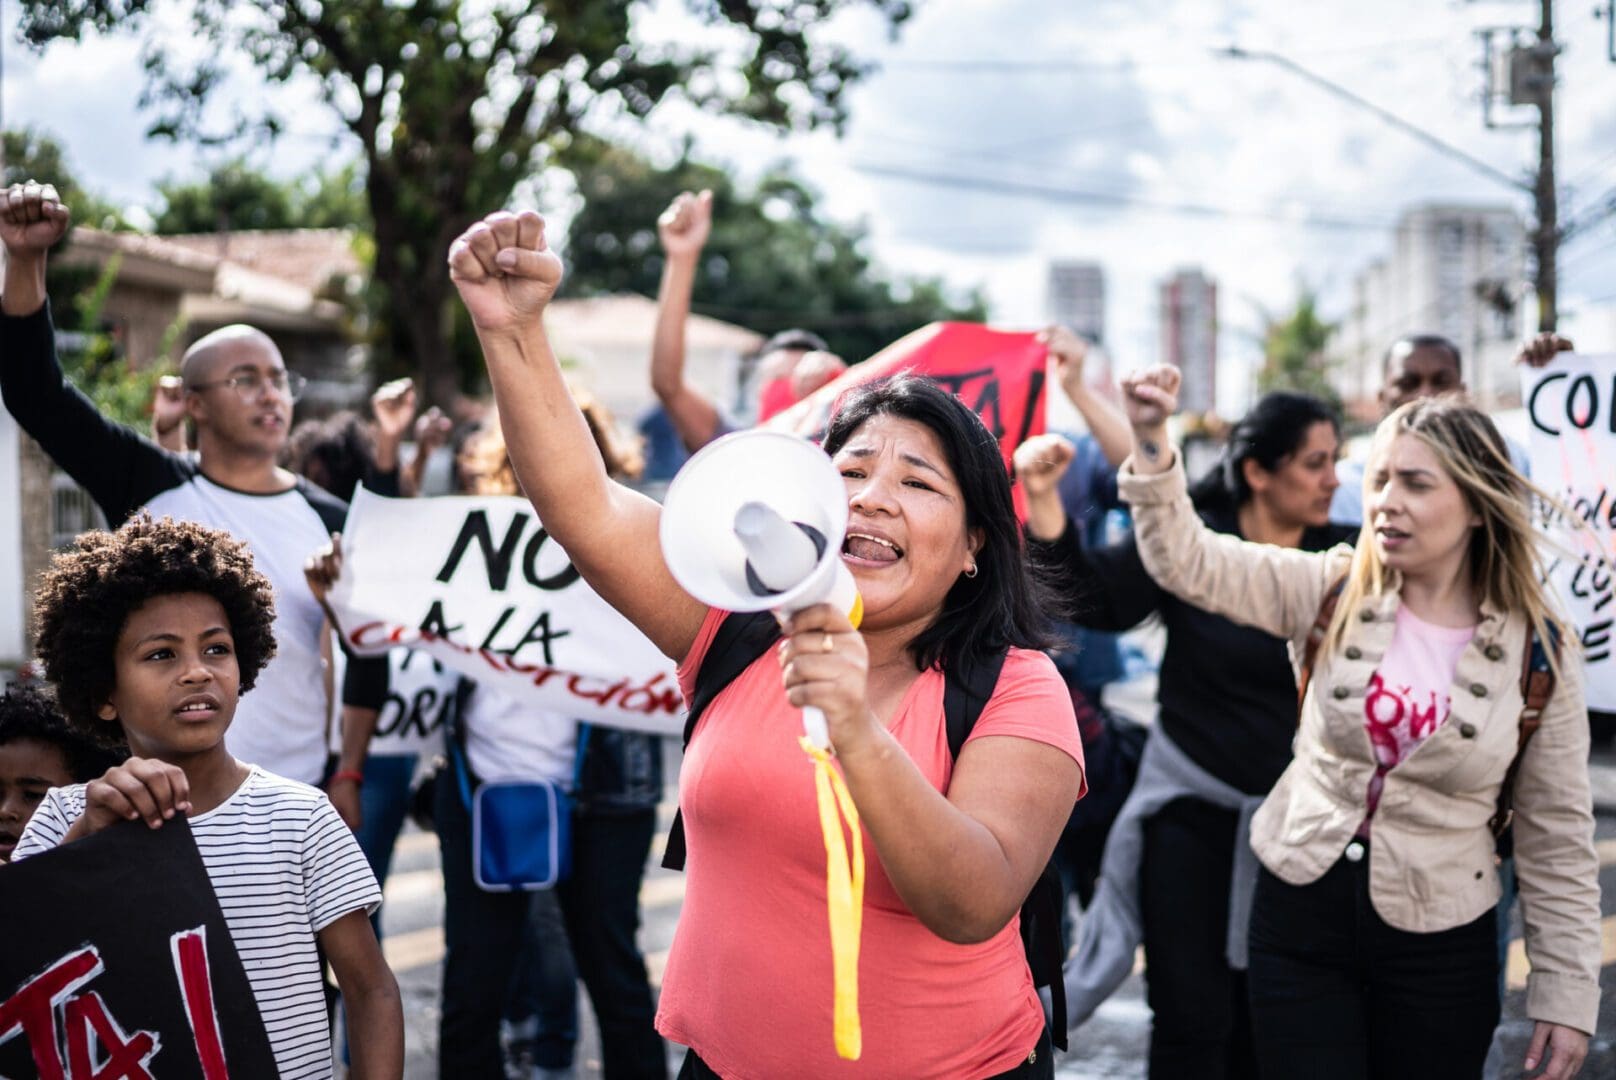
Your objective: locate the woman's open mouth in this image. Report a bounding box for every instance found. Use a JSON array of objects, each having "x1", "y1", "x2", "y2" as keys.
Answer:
[{"x1": 842, "y1": 532, "x2": 903, "y2": 567}]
